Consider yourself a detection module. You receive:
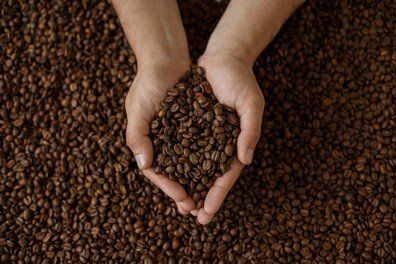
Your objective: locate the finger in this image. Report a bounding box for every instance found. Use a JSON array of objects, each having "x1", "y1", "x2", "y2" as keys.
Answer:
[
  {"x1": 197, "y1": 208, "x2": 214, "y2": 225},
  {"x1": 176, "y1": 202, "x2": 189, "y2": 215},
  {"x1": 190, "y1": 209, "x2": 199, "y2": 216},
  {"x1": 143, "y1": 168, "x2": 195, "y2": 211},
  {"x1": 125, "y1": 115, "x2": 153, "y2": 170},
  {"x1": 178, "y1": 198, "x2": 195, "y2": 212},
  {"x1": 203, "y1": 158, "x2": 244, "y2": 215},
  {"x1": 236, "y1": 90, "x2": 264, "y2": 165}
]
